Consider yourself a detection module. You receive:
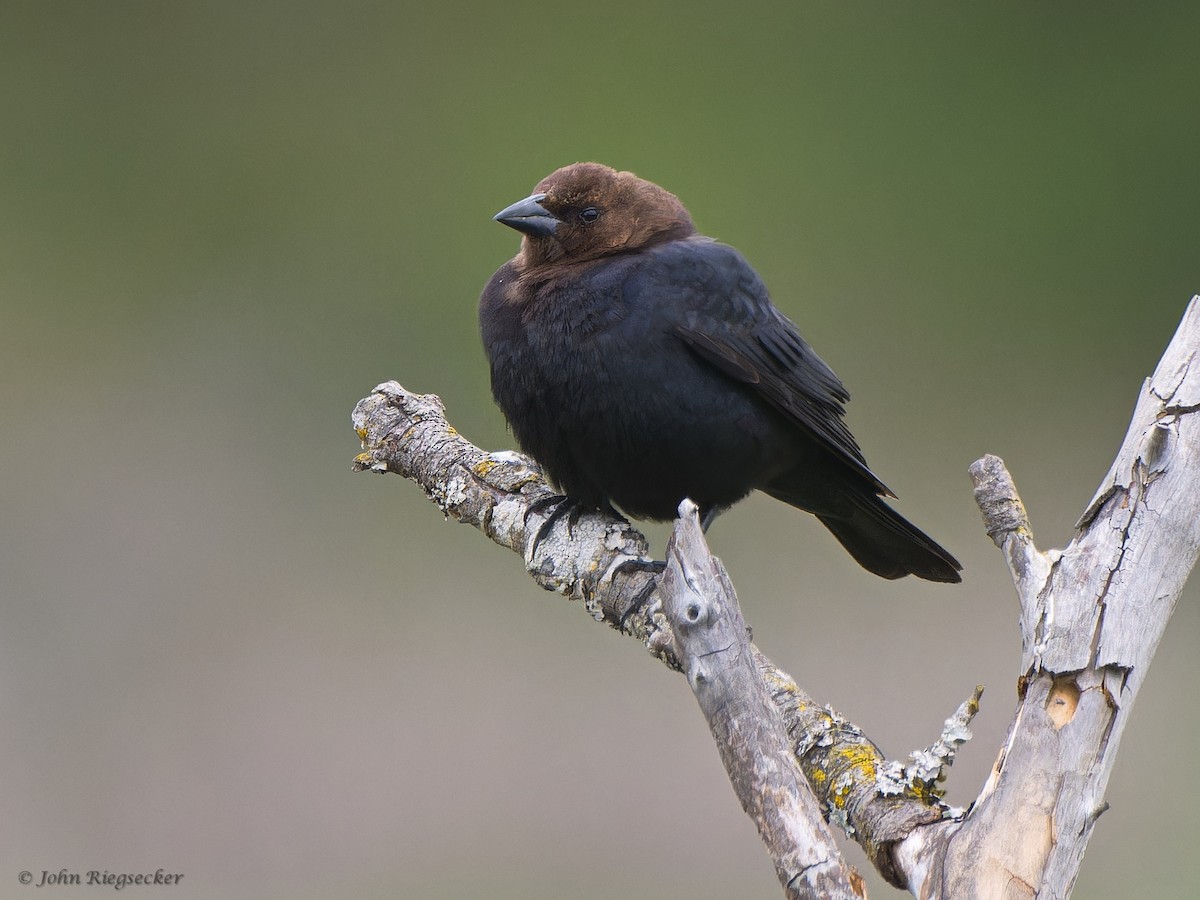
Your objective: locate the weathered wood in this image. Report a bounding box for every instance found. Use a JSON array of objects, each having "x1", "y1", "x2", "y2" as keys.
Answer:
[
  {"x1": 353, "y1": 386, "x2": 672, "y2": 658},
  {"x1": 660, "y1": 500, "x2": 863, "y2": 899},
  {"x1": 353, "y1": 382, "x2": 961, "y2": 887},
  {"x1": 902, "y1": 295, "x2": 1200, "y2": 899},
  {"x1": 352, "y1": 294, "x2": 1200, "y2": 899}
]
